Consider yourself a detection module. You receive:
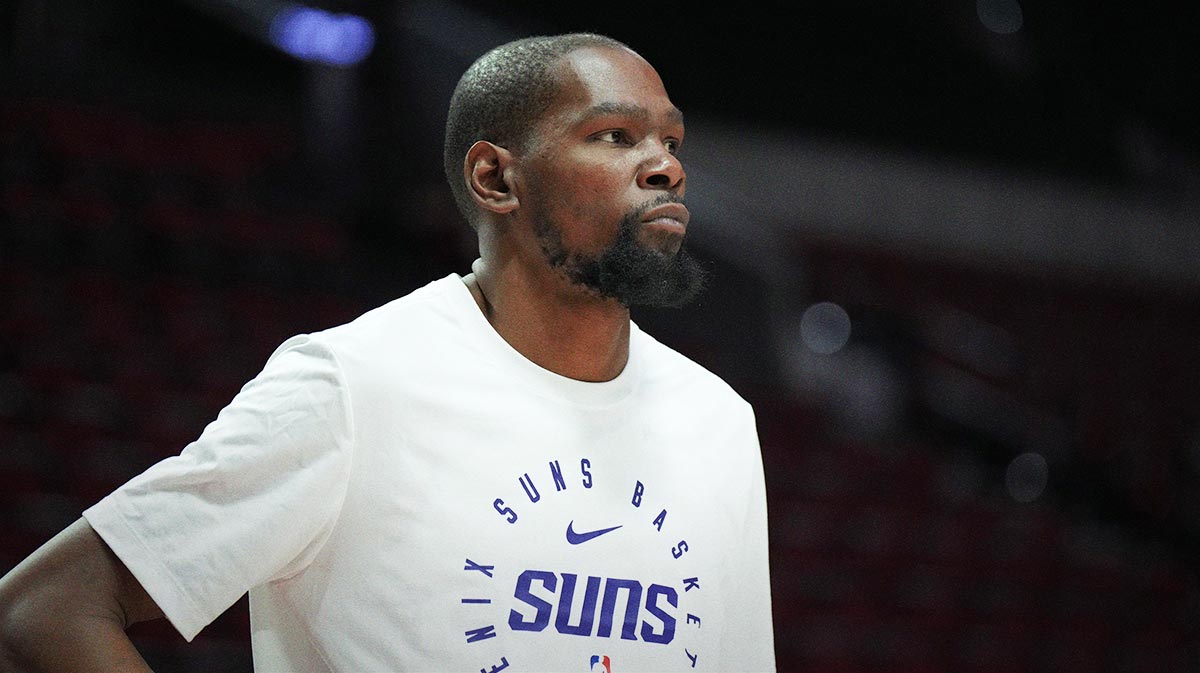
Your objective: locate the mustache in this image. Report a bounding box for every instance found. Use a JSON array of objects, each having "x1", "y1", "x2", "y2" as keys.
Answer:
[{"x1": 628, "y1": 193, "x2": 686, "y2": 221}]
